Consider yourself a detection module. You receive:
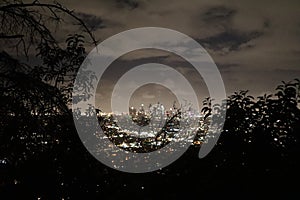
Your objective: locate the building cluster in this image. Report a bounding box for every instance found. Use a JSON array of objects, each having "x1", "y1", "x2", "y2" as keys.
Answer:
[{"x1": 96, "y1": 102, "x2": 211, "y2": 153}]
